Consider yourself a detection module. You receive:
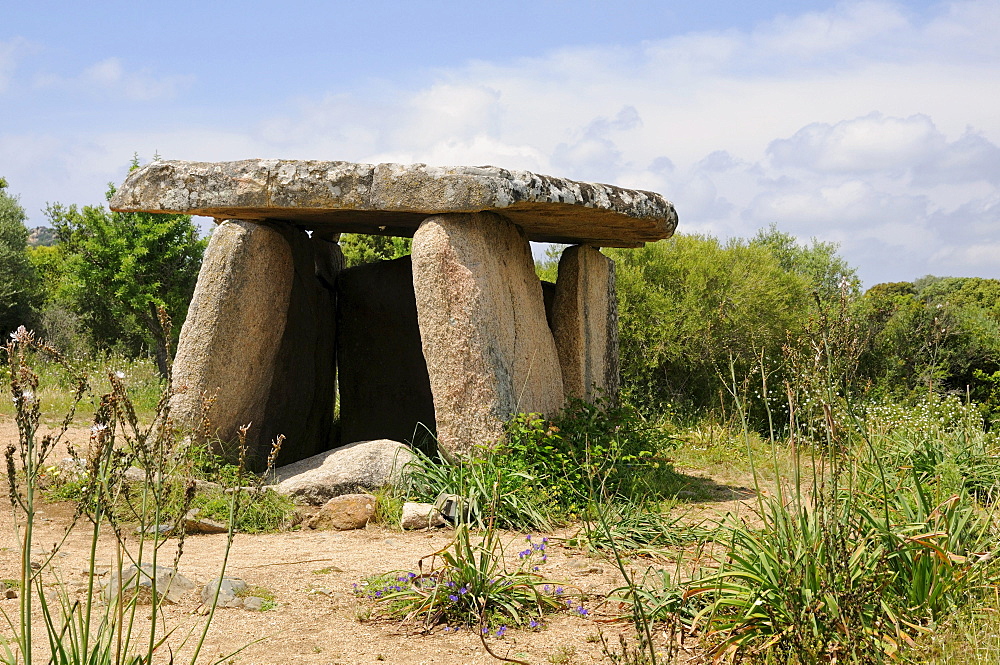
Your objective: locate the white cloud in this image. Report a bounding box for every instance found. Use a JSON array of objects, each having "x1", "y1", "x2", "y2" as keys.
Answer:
[
  {"x1": 768, "y1": 113, "x2": 942, "y2": 174},
  {"x1": 767, "y1": 113, "x2": 1000, "y2": 186},
  {"x1": 35, "y1": 57, "x2": 192, "y2": 101}
]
